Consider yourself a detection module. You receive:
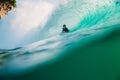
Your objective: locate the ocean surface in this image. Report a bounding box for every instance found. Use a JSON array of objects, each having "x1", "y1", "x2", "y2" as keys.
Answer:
[{"x1": 0, "y1": 0, "x2": 120, "y2": 80}]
